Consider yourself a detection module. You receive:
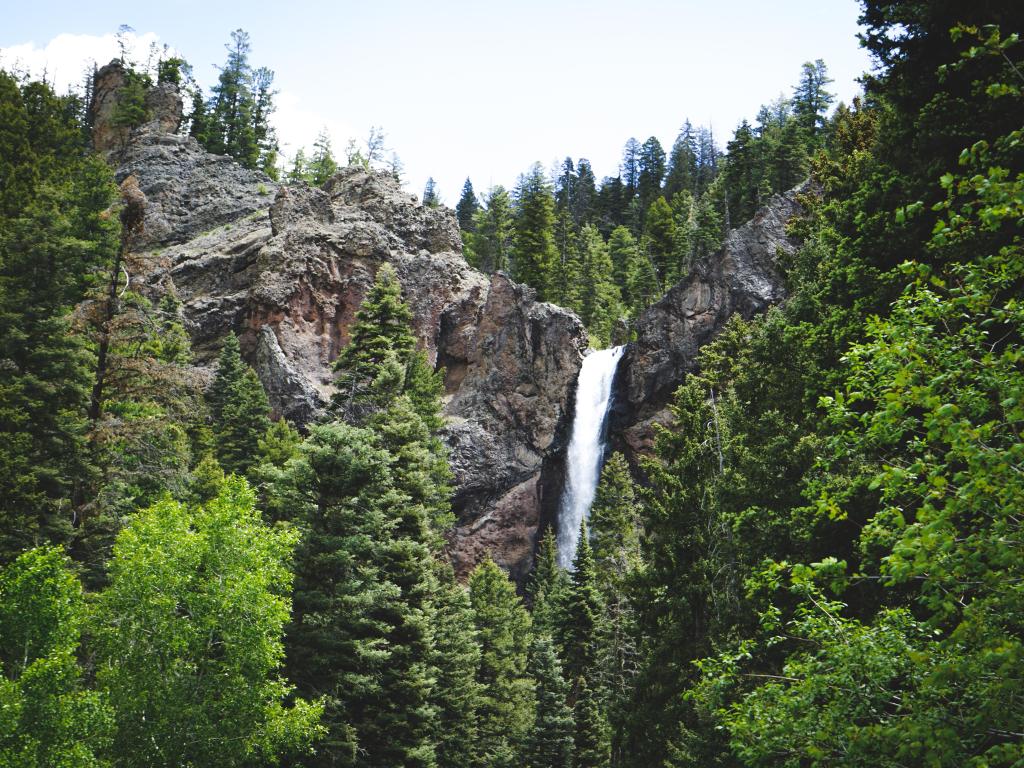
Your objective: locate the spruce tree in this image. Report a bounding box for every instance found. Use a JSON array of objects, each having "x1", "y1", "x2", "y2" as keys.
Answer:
[
  {"x1": 528, "y1": 527, "x2": 570, "y2": 638},
  {"x1": 285, "y1": 422, "x2": 440, "y2": 767},
  {"x1": 455, "y1": 177, "x2": 479, "y2": 232},
  {"x1": 469, "y1": 557, "x2": 535, "y2": 768},
  {"x1": 664, "y1": 121, "x2": 698, "y2": 199},
  {"x1": 423, "y1": 177, "x2": 440, "y2": 207},
  {"x1": 308, "y1": 128, "x2": 338, "y2": 185},
  {"x1": 214, "y1": 367, "x2": 271, "y2": 476},
  {"x1": 559, "y1": 520, "x2": 603, "y2": 686},
  {"x1": 331, "y1": 263, "x2": 416, "y2": 420},
  {"x1": 589, "y1": 453, "x2": 641, "y2": 586},
  {"x1": 470, "y1": 186, "x2": 514, "y2": 273},
  {"x1": 511, "y1": 163, "x2": 559, "y2": 300},
  {"x1": 207, "y1": 333, "x2": 270, "y2": 476},
  {"x1": 572, "y1": 675, "x2": 610, "y2": 768},
  {"x1": 432, "y1": 564, "x2": 483, "y2": 768},
  {"x1": 636, "y1": 137, "x2": 667, "y2": 220},
  {"x1": 525, "y1": 634, "x2": 574, "y2": 768},
  {"x1": 578, "y1": 226, "x2": 622, "y2": 348},
  {"x1": 642, "y1": 196, "x2": 675, "y2": 282},
  {"x1": 0, "y1": 72, "x2": 119, "y2": 562}
]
